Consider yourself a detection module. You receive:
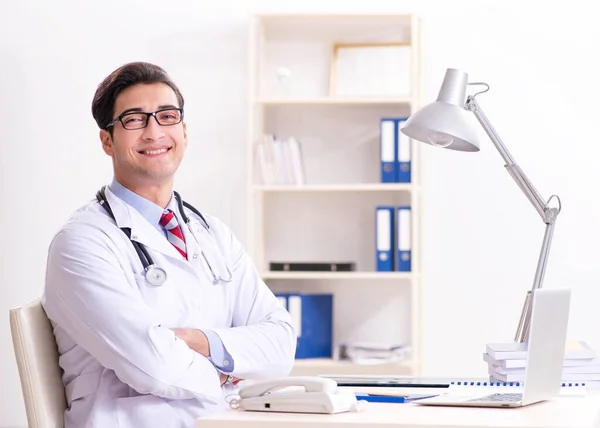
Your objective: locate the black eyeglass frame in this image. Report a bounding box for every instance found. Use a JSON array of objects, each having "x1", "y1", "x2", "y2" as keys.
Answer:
[{"x1": 105, "y1": 107, "x2": 184, "y2": 130}]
